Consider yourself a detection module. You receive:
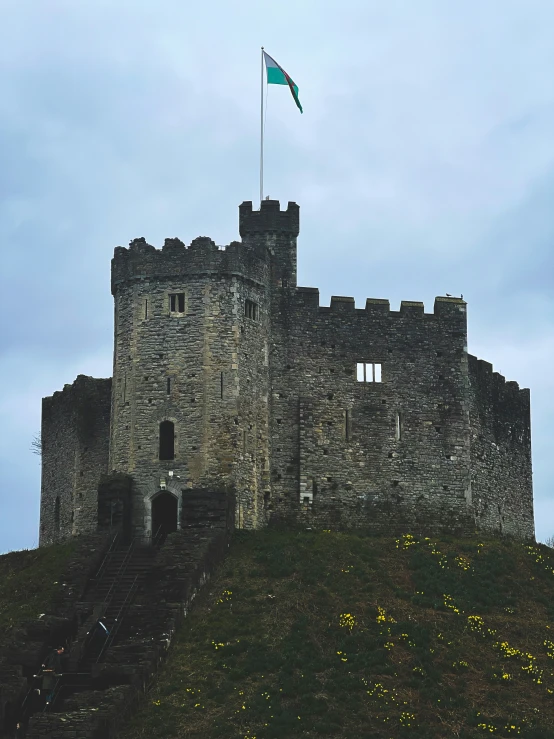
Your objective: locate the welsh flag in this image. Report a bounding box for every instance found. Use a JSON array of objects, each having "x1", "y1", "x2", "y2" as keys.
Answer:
[{"x1": 263, "y1": 51, "x2": 303, "y2": 113}]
